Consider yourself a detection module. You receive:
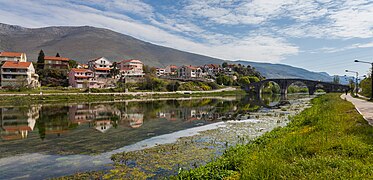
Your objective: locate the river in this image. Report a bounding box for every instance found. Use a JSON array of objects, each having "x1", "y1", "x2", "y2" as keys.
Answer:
[{"x1": 0, "y1": 94, "x2": 312, "y2": 179}]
